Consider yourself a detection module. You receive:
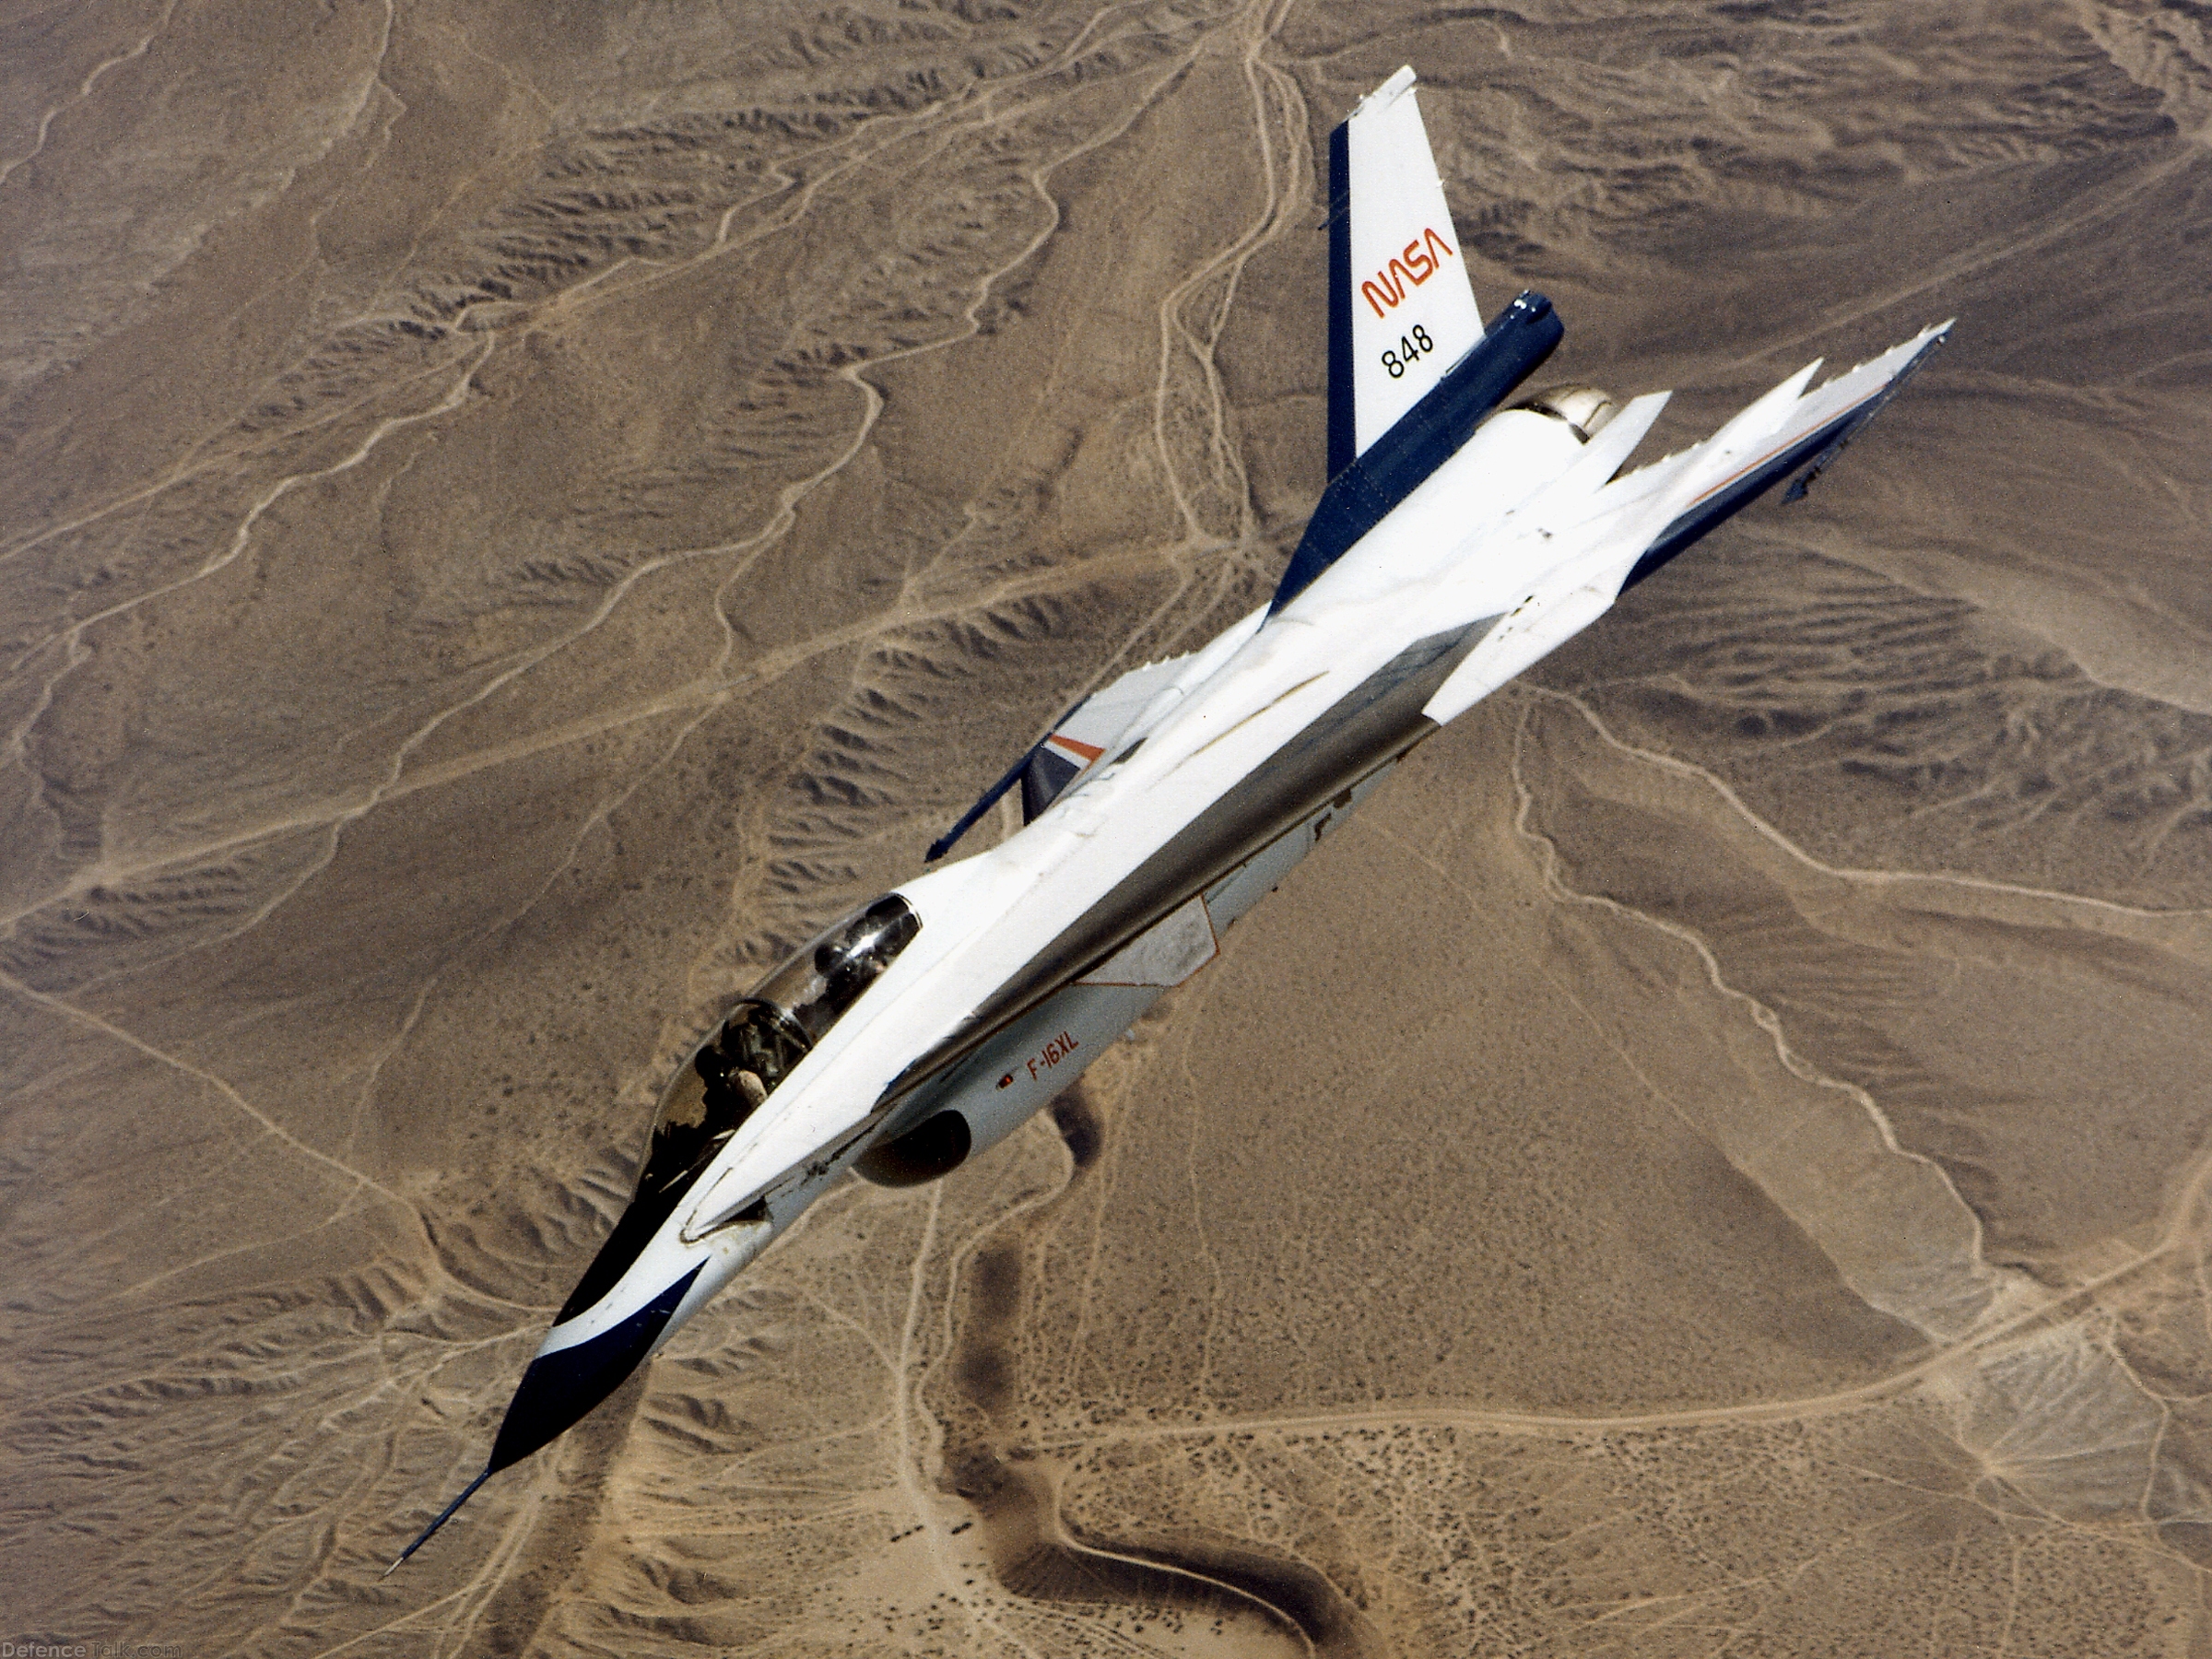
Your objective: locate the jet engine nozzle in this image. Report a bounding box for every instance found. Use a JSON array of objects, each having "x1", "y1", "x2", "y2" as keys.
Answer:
[{"x1": 1510, "y1": 384, "x2": 1618, "y2": 441}]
